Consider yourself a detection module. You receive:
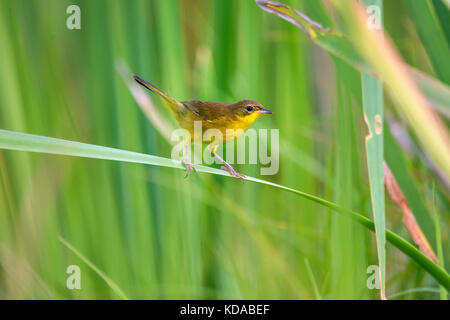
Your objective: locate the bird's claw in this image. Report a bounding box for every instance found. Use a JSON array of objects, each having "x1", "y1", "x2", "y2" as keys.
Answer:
[
  {"x1": 220, "y1": 166, "x2": 245, "y2": 182},
  {"x1": 182, "y1": 159, "x2": 196, "y2": 178}
]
